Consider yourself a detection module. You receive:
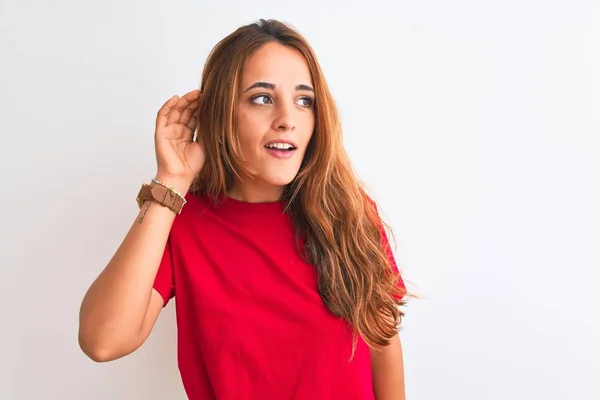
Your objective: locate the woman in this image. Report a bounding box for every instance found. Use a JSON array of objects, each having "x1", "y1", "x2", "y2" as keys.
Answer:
[{"x1": 79, "y1": 19, "x2": 408, "y2": 400}]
